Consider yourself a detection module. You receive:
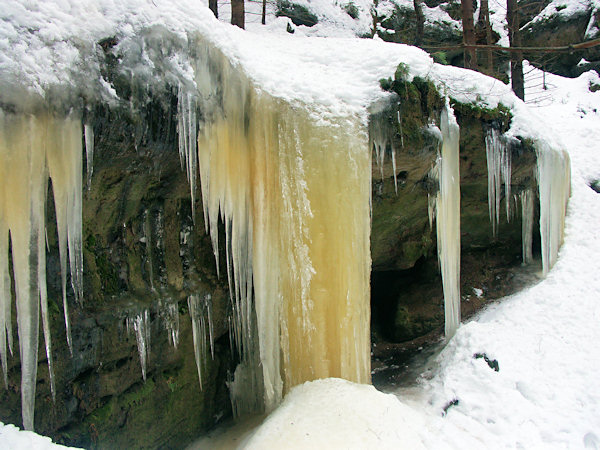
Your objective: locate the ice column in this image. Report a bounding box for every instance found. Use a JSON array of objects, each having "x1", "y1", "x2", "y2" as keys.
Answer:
[
  {"x1": 536, "y1": 142, "x2": 570, "y2": 275},
  {"x1": 520, "y1": 189, "x2": 534, "y2": 264},
  {"x1": 177, "y1": 87, "x2": 198, "y2": 218},
  {"x1": 187, "y1": 45, "x2": 371, "y2": 415},
  {"x1": 0, "y1": 111, "x2": 83, "y2": 430},
  {"x1": 436, "y1": 103, "x2": 461, "y2": 339},
  {"x1": 485, "y1": 128, "x2": 512, "y2": 236}
]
